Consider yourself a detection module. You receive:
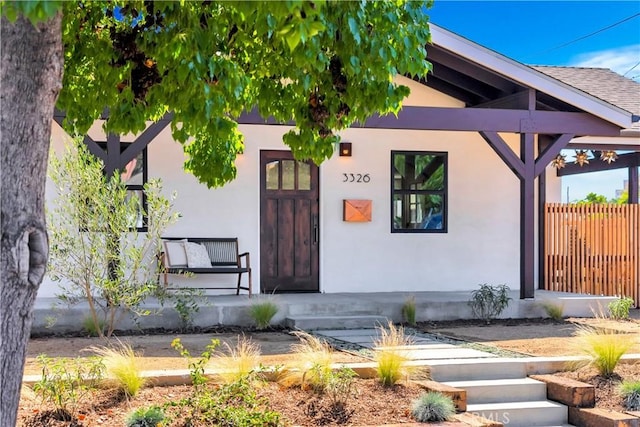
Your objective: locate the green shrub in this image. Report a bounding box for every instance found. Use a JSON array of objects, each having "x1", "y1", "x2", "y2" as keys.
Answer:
[
  {"x1": 208, "y1": 335, "x2": 261, "y2": 384},
  {"x1": 540, "y1": 301, "x2": 564, "y2": 321},
  {"x1": 468, "y1": 284, "x2": 511, "y2": 324},
  {"x1": 572, "y1": 325, "x2": 633, "y2": 376},
  {"x1": 89, "y1": 342, "x2": 145, "y2": 397},
  {"x1": 279, "y1": 331, "x2": 334, "y2": 389},
  {"x1": 619, "y1": 380, "x2": 640, "y2": 410},
  {"x1": 373, "y1": 321, "x2": 428, "y2": 386},
  {"x1": 126, "y1": 406, "x2": 165, "y2": 427},
  {"x1": 82, "y1": 315, "x2": 106, "y2": 337},
  {"x1": 402, "y1": 296, "x2": 417, "y2": 326},
  {"x1": 249, "y1": 299, "x2": 279, "y2": 330},
  {"x1": 32, "y1": 354, "x2": 104, "y2": 419},
  {"x1": 609, "y1": 297, "x2": 634, "y2": 320},
  {"x1": 411, "y1": 392, "x2": 456, "y2": 422}
]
